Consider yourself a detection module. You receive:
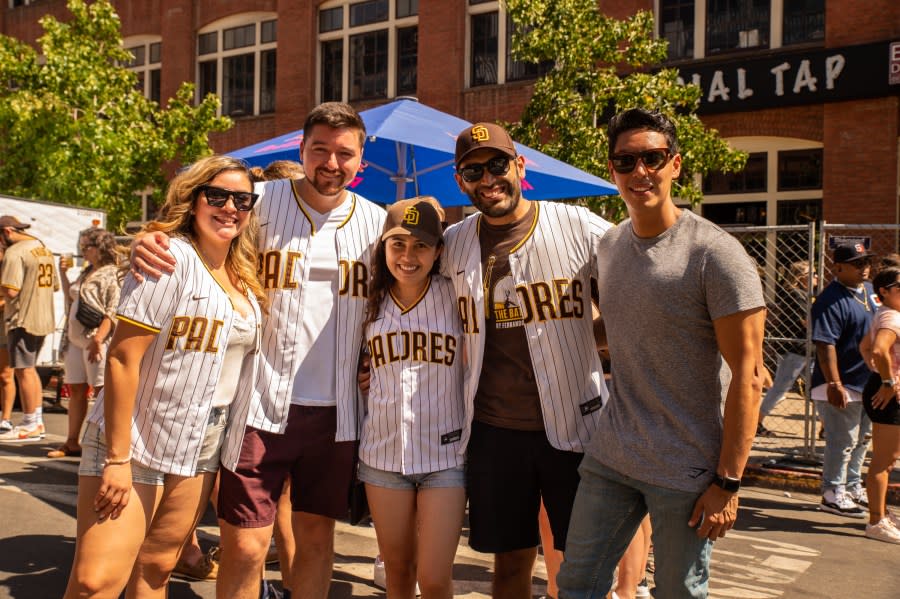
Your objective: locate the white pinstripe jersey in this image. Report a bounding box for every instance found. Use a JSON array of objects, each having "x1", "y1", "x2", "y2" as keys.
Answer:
[
  {"x1": 359, "y1": 276, "x2": 466, "y2": 474},
  {"x1": 235, "y1": 179, "x2": 385, "y2": 445},
  {"x1": 86, "y1": 237, "x2": 262, "y2": 477},
  {"x1": 441, "y1": 201, "x2": 612, "y2": 453}
]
